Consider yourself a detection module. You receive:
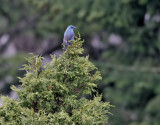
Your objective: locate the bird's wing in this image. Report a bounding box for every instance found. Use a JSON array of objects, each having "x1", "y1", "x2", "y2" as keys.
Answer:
[
  {"x1": 63, "y1": 32, "x2": 74, "y2": 44},
  {"x1": 71, "y1": 35, "x2": 74, "y2": 41}
]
